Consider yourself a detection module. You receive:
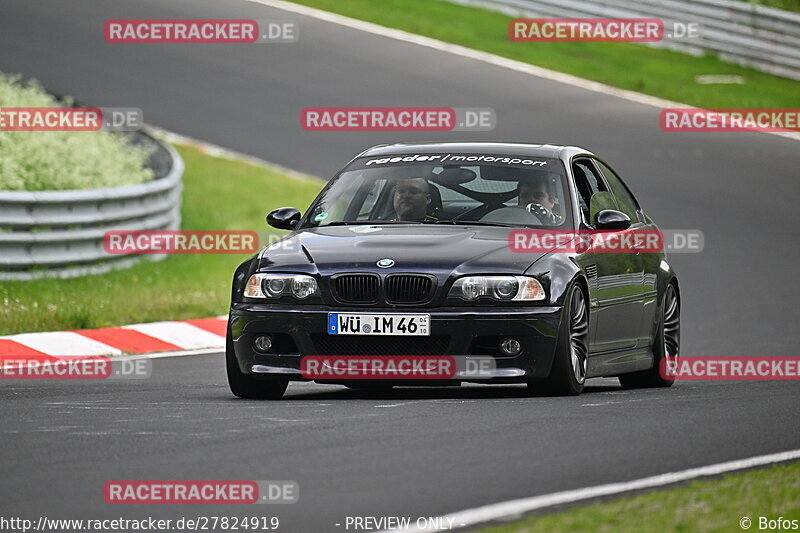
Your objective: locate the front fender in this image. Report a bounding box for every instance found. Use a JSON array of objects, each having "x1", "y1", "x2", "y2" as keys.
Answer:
[
  {"x1": 231, "y1": 254, "x2": 259, "y2": 304},
  {"x1": 524, "y1": 253, "x2": 583, "y2": 307}
]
